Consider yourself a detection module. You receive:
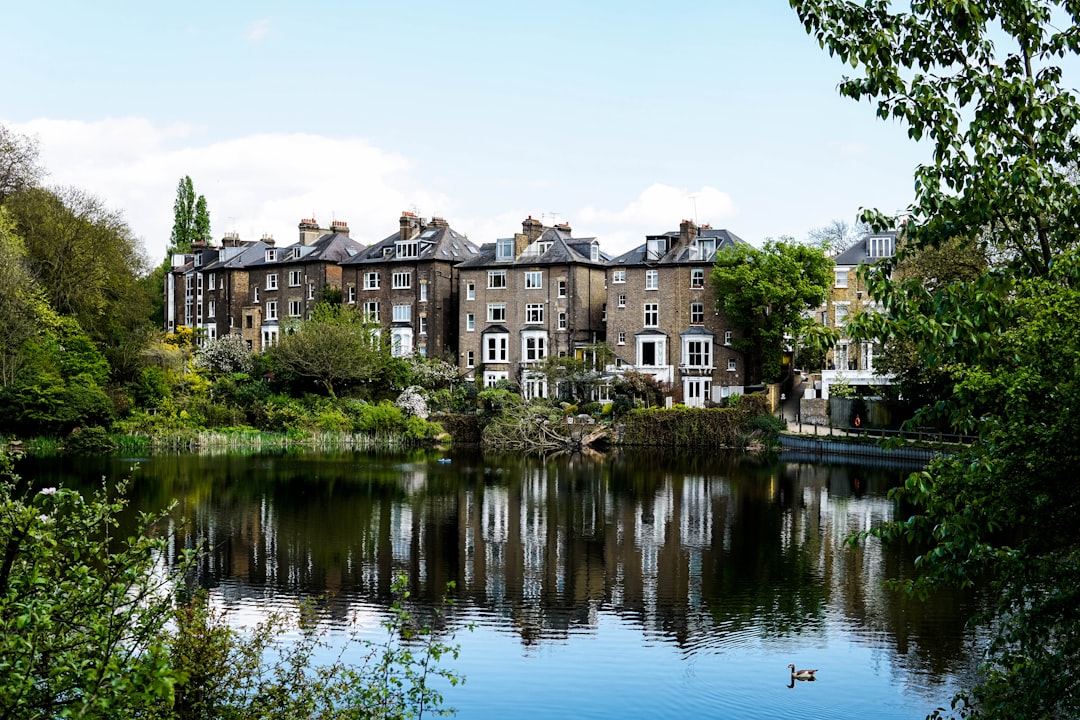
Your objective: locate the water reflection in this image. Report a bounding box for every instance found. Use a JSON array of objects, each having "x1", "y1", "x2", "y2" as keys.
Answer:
[{"x1": 21, "y1": 448, "x2": 975, "y2": 689}]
